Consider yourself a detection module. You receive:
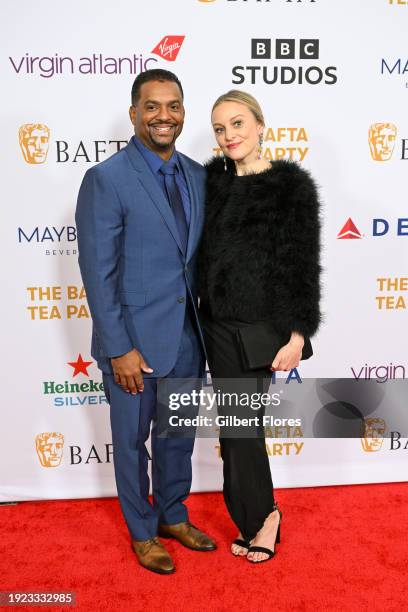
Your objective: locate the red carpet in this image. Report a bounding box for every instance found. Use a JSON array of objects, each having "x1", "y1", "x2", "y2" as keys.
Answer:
[{"x1": 1, "y1": 484, "x2": 407, "y2": 611}]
